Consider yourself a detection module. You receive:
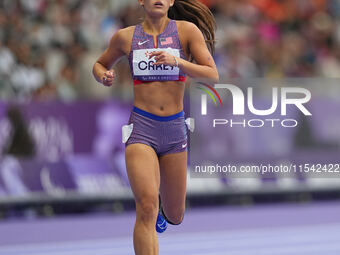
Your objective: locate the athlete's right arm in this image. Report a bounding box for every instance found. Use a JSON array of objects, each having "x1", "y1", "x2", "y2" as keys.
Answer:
[{"x1": 92, "y1": 29, "x2": 126, "y2": 86}]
